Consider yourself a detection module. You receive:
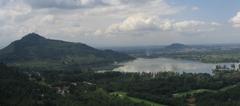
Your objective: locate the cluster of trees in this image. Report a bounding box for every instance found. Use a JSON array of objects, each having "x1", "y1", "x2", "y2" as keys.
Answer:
[
  {"x1": 195, "y1": 85, "x2": 240, "y2": 106},
  {"x1": 214, "y1": 64, "x2": 240, "y2": 72},
  {"x1": 2, "y1": 62, "x2": 240, "y2": 106},
  {"x1": 0, "y1": 63, "x2": 146, "y2": 106},
  {"x1": 89, "y1": 72, "x2": 240, "y2": 105},
  {"x1": 36, "y1": 69, "x2": 240, "y2": 106}
]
